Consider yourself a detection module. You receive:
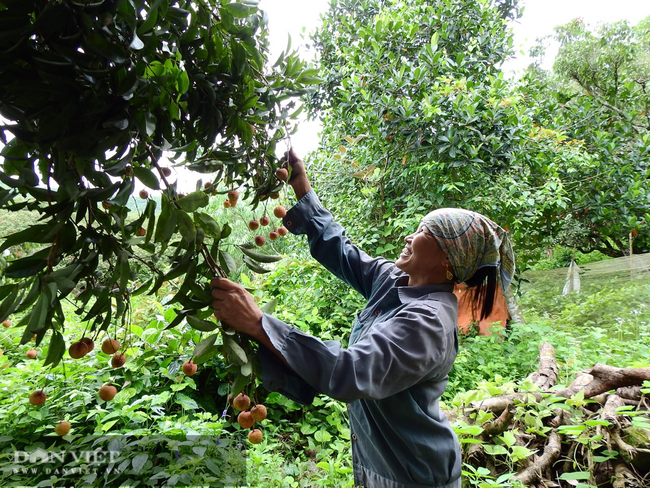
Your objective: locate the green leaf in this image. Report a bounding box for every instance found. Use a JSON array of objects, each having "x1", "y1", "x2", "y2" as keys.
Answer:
[
  {"x1": 238, "y1": 245, "x2": 283, "y2": 263},
  {"x1": 223, "y1": 335, "x2": 248, "y2": 365},
  {"x1": 176, "y1": 209, "x2": 197, "y2": 242},
  {"x1": 43, "y1": 331, "x2": 65, "y2": 368},
  {"x1": 133, "y1": 167, "x2": 161, "y2": 190},
  {"x1": 186, "y1": 315, "x2": 219, "y2": 332},
  {"x1": 219, "y1": 251, "x2": 237, "y2": 276},
  {"x1": 176, "y1": 191, "x2": 209, "y2": 212},
  {"x1": 223, "y1": 3, "x2": 251, "y2": 18},
  {"x1": 243, "y1": 256, "x2": 270, "y2": 274},
  {"x1": 154, "y1": 197, "x2": 178, "y2": 243},
  {"x1": 559, "y1": 472, "x2": 591, "y2": 481},
  {"x1": 175, "y1": 393, "x2": 199, "y2": 410},
  {"x1": 192, "y1": 333, "x2": 220, "y2": 364},
  {"x1": 261, "y1": 299, "x2": 276, "y2": 314},
  {"x1": 195, "y1": 212, "x2": 221, "y2": 238},
  {"x1": 132, "y1": 453, "x2": 149, "y2": 473},
  {"x1": 240, "y1": 362, "x2": 253, "y2": 376}
]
